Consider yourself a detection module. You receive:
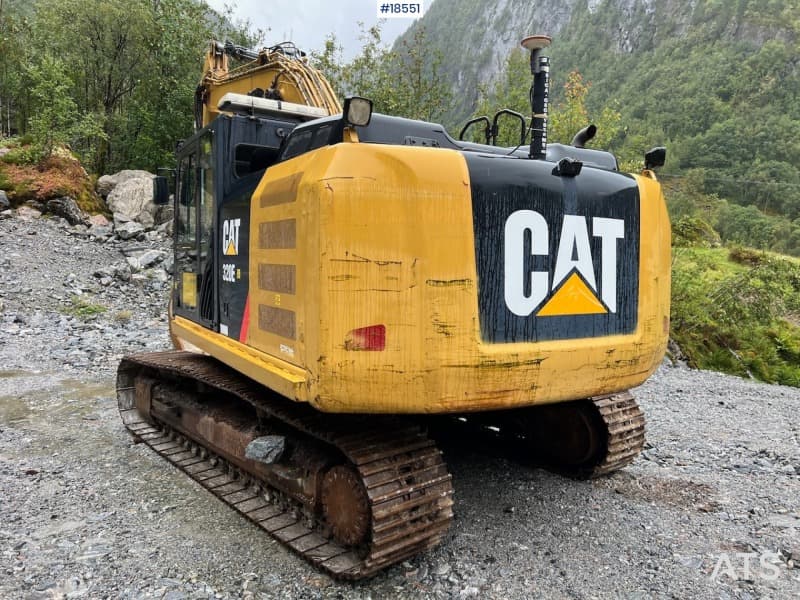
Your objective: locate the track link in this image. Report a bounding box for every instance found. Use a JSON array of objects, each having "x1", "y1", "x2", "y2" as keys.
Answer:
[{"x1": 117, "y1": 351, "x2": 453, "y2": 580}]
